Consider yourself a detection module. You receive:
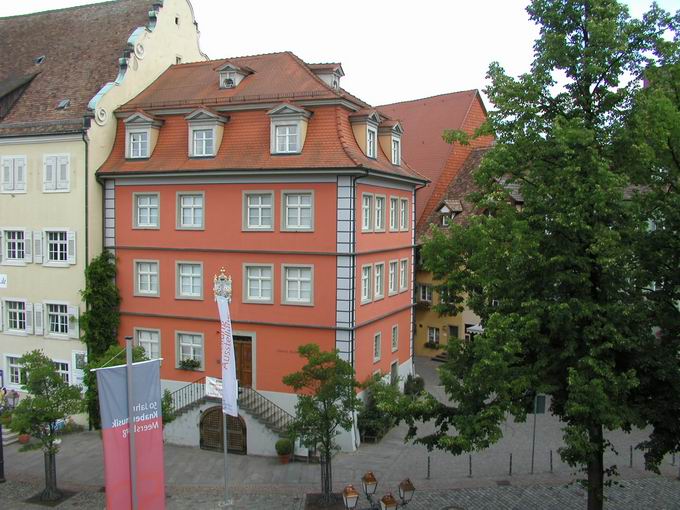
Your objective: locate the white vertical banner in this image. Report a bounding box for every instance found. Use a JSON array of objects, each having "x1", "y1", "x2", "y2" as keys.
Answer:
[{"x1": 216, "y1": 295, "x2": 238, "y2": 417}]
